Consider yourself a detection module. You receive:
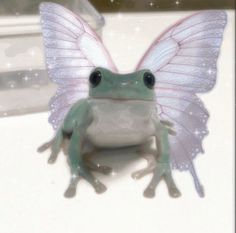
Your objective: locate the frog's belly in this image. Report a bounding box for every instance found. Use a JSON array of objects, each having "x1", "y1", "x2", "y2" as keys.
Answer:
[
  {"x1": 86, "y1": 99, "x2": 156, "y2": 148},
  {"x1": 87, "y1": 122, "x2": 155, "y2": 148}
]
